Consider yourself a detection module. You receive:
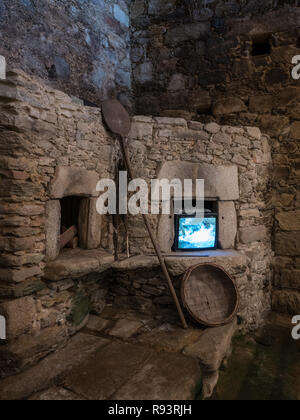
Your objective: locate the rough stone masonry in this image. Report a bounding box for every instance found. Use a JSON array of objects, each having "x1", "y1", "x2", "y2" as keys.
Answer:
[
  {"x1": 0, "y1": 0, "x2": 132, "y2": 109},
  {"x1": 0, "y1": 0, "x2": 299, "y2": 382},
  {"x1": 130, "y1": 0, "x2": 300, "y2": 316}
]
